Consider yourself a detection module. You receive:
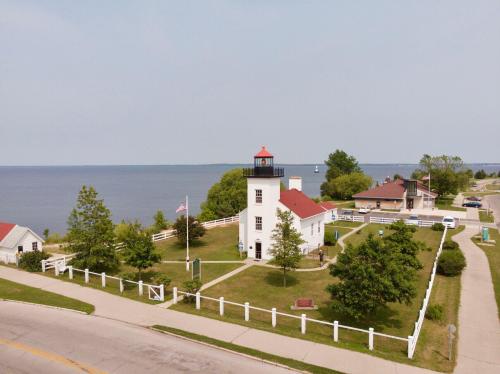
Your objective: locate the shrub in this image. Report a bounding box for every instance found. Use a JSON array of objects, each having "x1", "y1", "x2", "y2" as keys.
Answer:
[
  {"x1": 119, "y1": 272, "x2": 137, "y2": 290},
  {"x1": 182, "y1": 279, "x2": 202, "y2": 303},
  {"x1": 19, "y1": 251, "x2": 50, "y2": 272},
  {"x1": 324, "y1": 230, "x2": 337, "y2": 246},
  {"x1": 152, "y1": 274, "x2": 171, "y2": 289},
  {"x1": 443, "y1": 240, "x2": 459, "y2": 251},
  {"x1": 432, "y1": 223, "x2": 445, "y2": 231},
  {"x1": 425, "y1": 304, "x2": 444, "y2": 321},
  {"x1": 437, "y1": 250, "x2": 466, "y2": 276}
]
